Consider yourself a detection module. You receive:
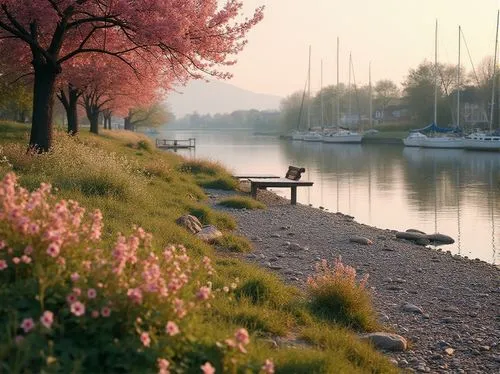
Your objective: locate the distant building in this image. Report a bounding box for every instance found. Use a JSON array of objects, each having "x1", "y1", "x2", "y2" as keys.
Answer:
[{"x1": 374, "y1": 99, "x2": 410, "y2": 123}]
